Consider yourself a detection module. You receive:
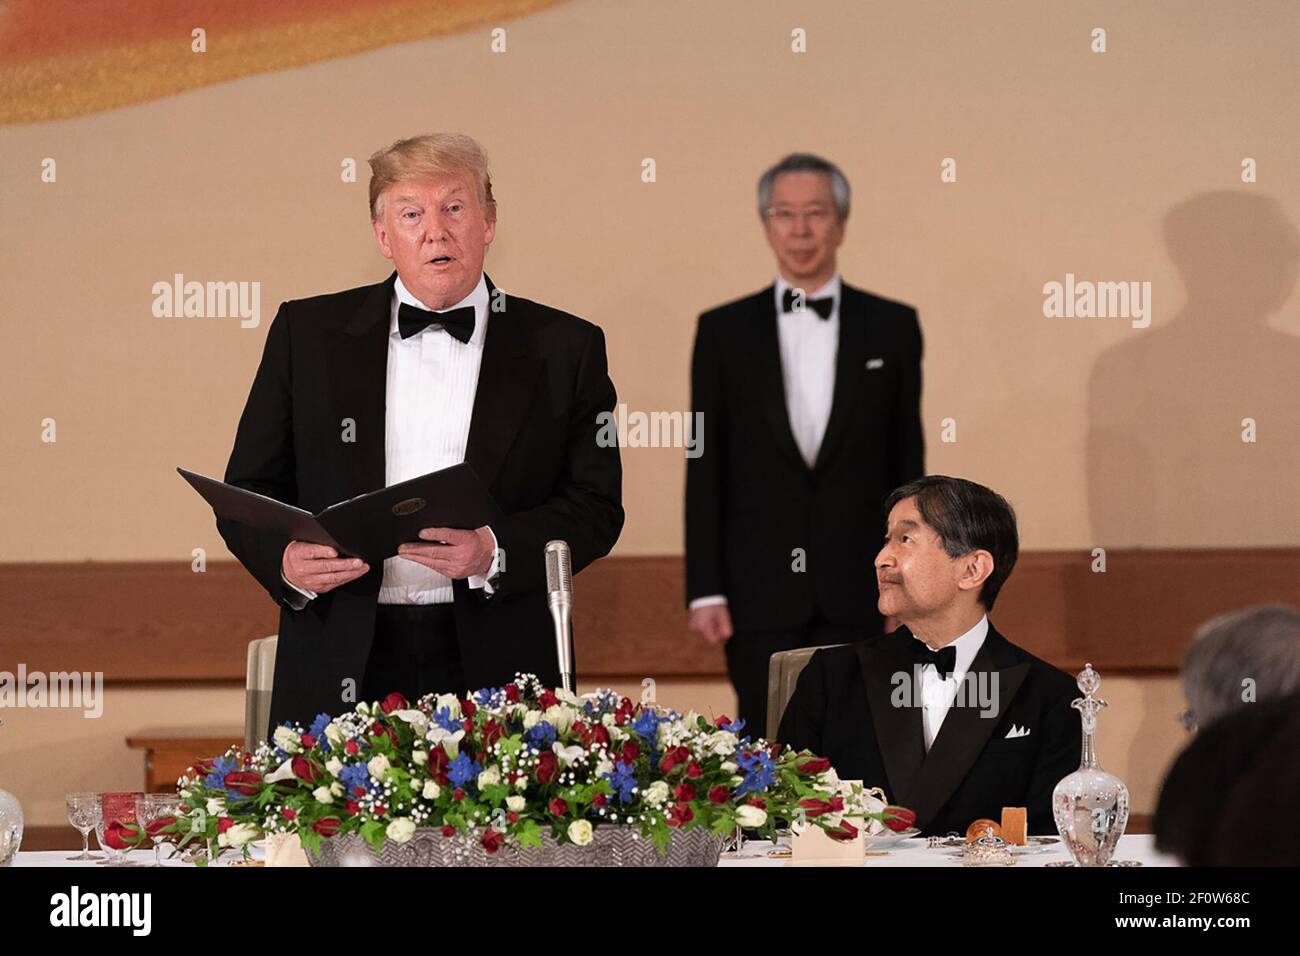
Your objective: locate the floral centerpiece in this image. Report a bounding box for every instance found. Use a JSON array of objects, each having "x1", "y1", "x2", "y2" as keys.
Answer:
[{"x1": 146, "y1": 674, "x2": 915, "y2": 866}]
